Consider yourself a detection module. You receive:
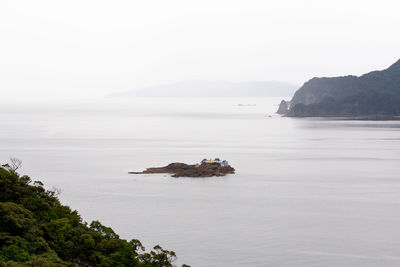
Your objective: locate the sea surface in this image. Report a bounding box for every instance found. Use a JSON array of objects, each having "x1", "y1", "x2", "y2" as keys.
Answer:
[{"x1": 1, "y1": 97, "x2": 400, "y2": 267}]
